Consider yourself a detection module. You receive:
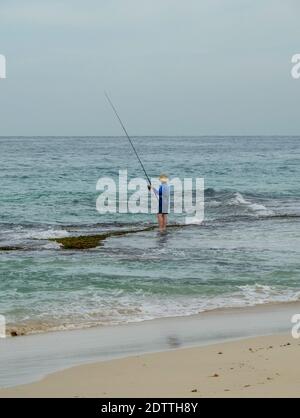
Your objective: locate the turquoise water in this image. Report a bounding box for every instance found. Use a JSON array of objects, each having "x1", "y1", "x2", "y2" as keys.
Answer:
[{"x1": 0, "y1": 136, "x2": 299, "y2": 334}]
